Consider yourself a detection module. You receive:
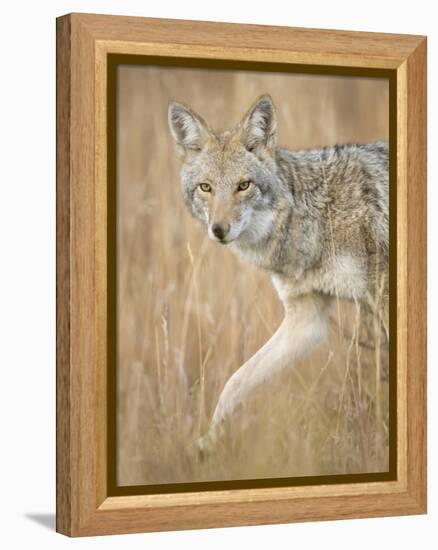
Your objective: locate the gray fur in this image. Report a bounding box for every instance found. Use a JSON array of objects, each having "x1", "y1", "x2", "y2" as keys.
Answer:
[
  {"x1": 168, "y1": 95, "x2": 388, "y2": 306},
  {"x1": 168, "y1": 94, "x2": 389, "y2": 450}
]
